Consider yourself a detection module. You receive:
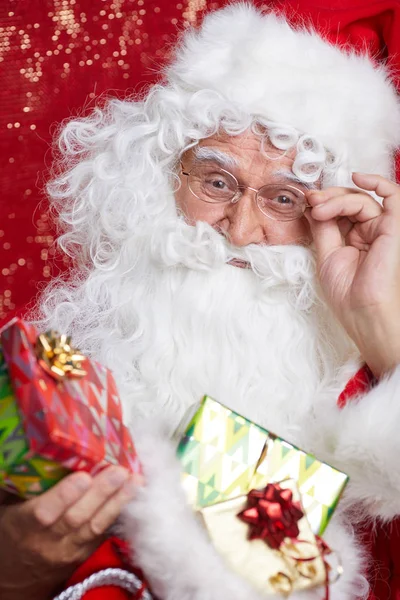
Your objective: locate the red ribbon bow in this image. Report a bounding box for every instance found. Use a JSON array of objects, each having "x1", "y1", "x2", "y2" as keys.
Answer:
[{"x1": 237, "y1": 483, "x2": 304, "y2": 549}]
